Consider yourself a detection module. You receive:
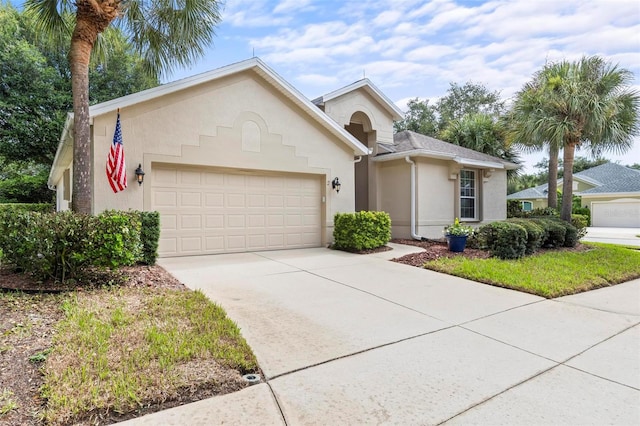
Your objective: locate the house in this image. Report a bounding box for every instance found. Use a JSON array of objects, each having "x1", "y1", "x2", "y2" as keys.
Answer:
[
  {"x1": 507, "y1": 163, "x2": 640, "y2": 227},
  {"x1": 48, "y1": 58, "x2": 517, "y2": 257}
]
